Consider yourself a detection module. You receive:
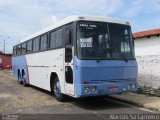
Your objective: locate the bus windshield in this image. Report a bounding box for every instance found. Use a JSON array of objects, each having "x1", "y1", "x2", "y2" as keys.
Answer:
[{"x1": 77, "y1": 21, "x2": 135, "y2": 60}]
